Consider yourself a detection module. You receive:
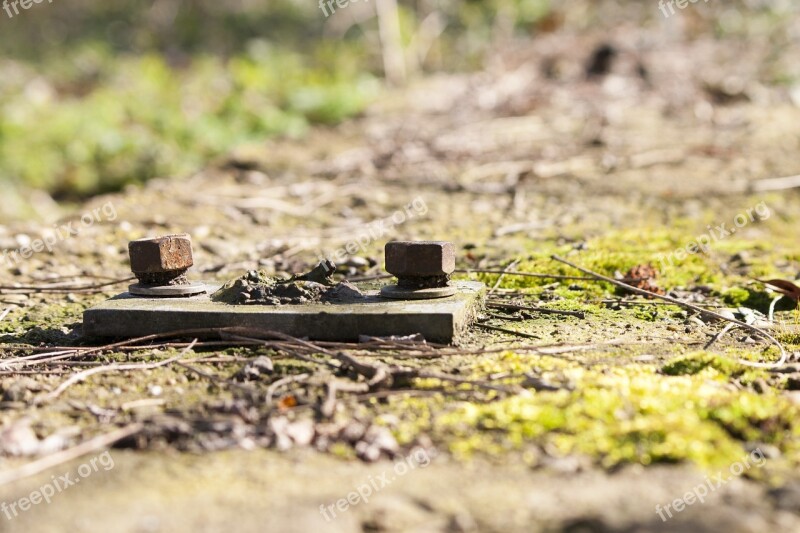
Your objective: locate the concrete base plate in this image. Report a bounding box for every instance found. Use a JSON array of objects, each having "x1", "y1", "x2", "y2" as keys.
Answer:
[{"x1": 83, "y1": 281, "x2": 485, "y2": 344}]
